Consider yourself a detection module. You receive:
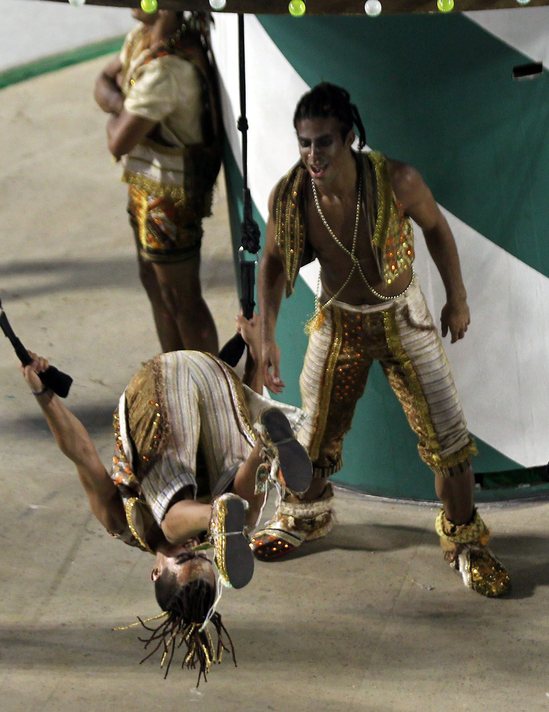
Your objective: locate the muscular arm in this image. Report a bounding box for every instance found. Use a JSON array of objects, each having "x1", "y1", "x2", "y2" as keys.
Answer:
[
  {"x1": 390, "y1": 161, "x2": 470, "y2": 343},
  {"x1": 106, "y1": 110, "x2": 157, "y2": 161},
  {"x1": 22, "y1": 356, "x2": 126, "y2": 535},
  {"x1": 161, "y1": 500, "x2": 211, "y2": 545},
  {"x1": 259, "y1": 188, "x2": 287, "y2": 393},
  {"x1": 94, "y1": 56, "x2": 125, "y2": 116},
  {"x1": 95, "y1": 56, "x2": 158, "y2": 160},
  {"x1": 236, "y1": 314, "x2": 264, "y2": 394}
]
